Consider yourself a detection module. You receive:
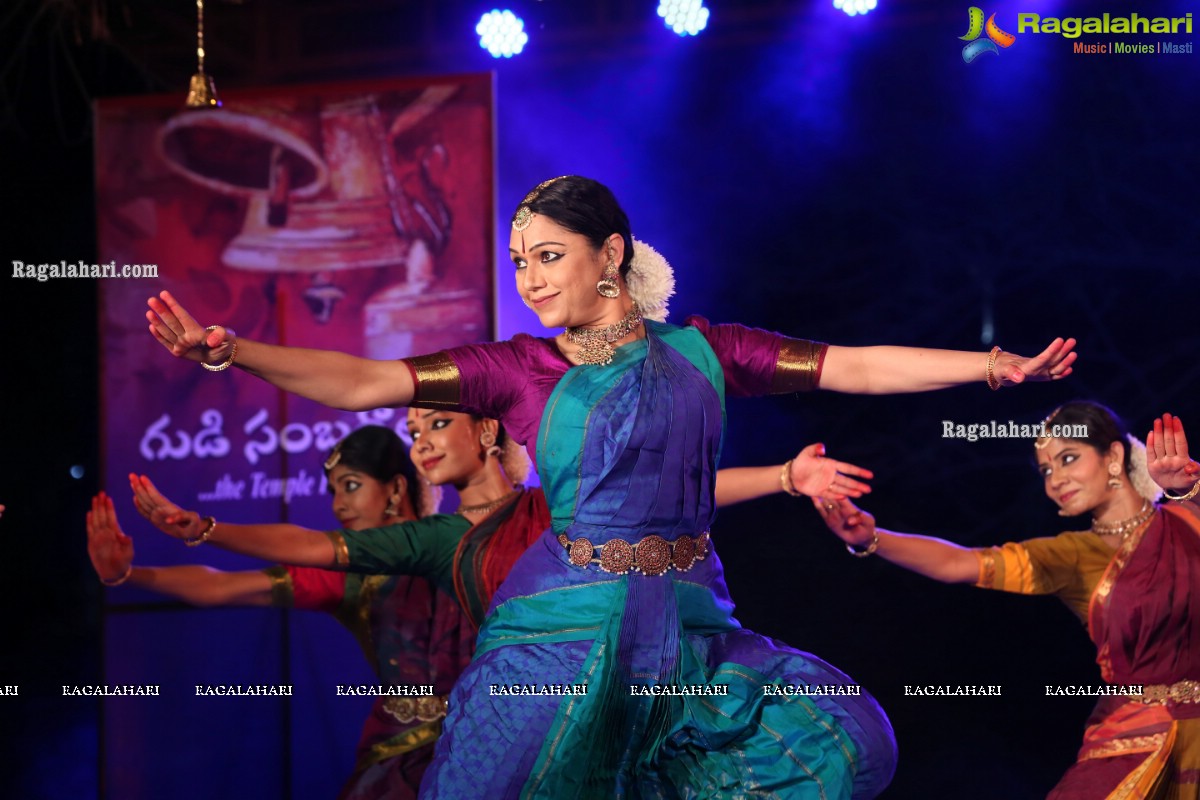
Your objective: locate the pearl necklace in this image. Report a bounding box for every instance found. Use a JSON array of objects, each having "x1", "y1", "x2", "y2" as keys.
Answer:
[
  {"x1": 564, "y1": 305, "x2": 643, "y2": 366},
  {"x1": 1091, "y1": 499, "x2": 1155, "y2": 539}
]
